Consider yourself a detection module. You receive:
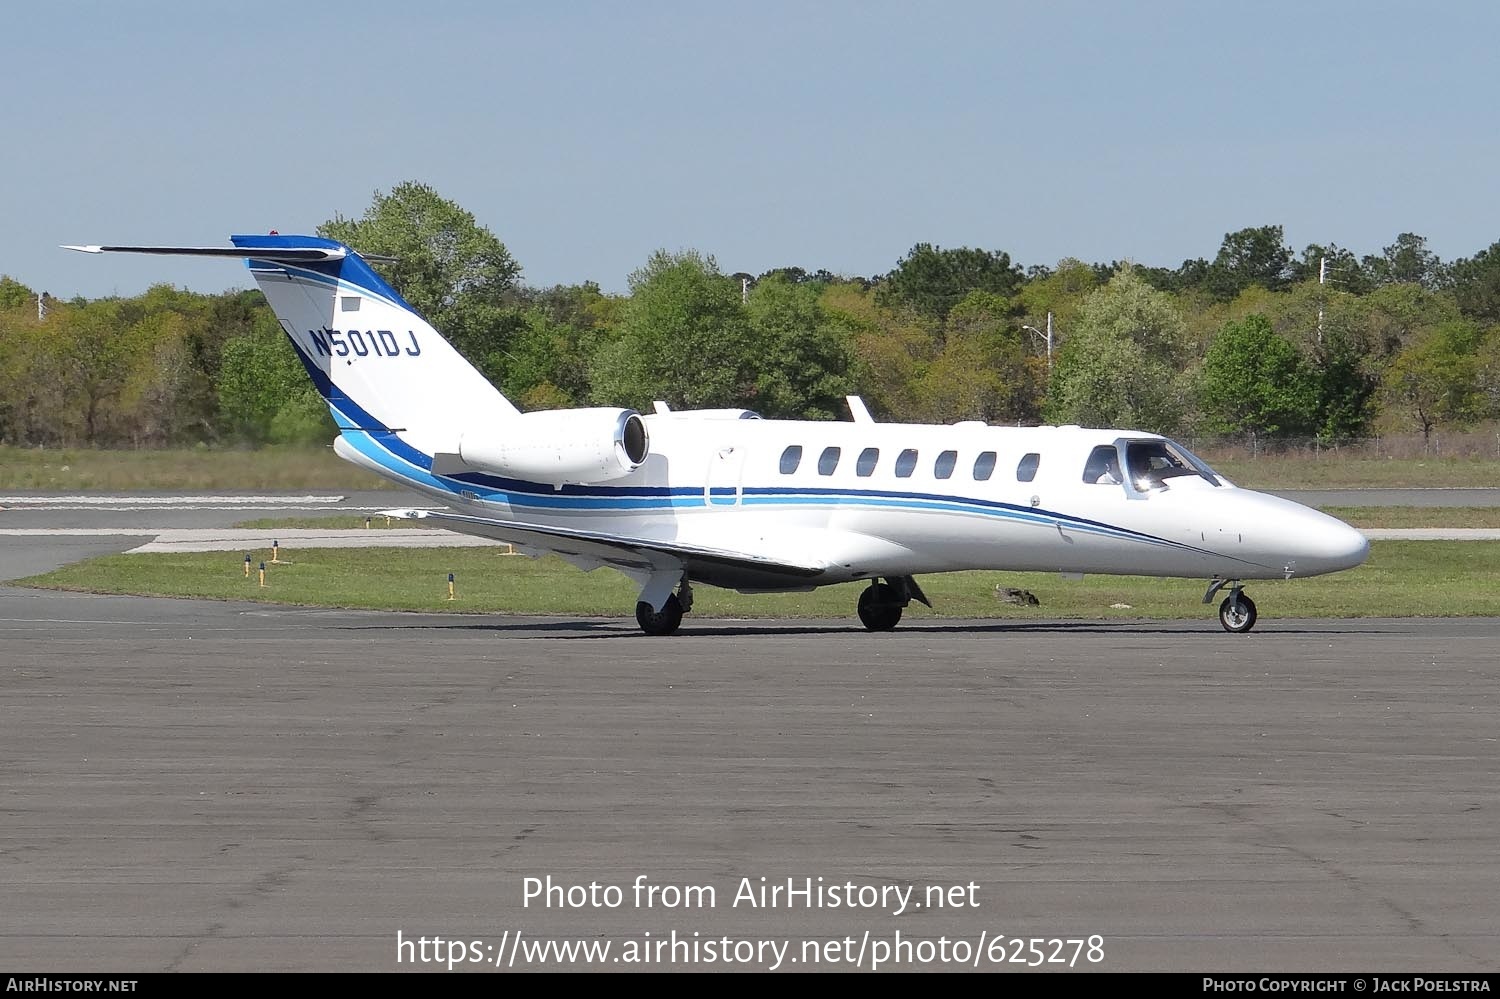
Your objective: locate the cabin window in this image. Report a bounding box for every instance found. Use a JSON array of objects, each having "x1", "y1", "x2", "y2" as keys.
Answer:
[
  {"x1": 973, "y1": 451, "x2": 997, "y2": 481},
  {"x1": 818, "y1": 446, "x2": 842, "y2": 475},
  {"x1": 934, "y1": 450, "x2": 957, "y2": 479},
  {"x1": 779, "y1": 445, "x2": 802, "y2": 474},
  {"x1": 894, "y1": 449, "x2": 918, "y2": 478},
  {"x1": 856, "y1": 447, "x2": 880, "y2": 477},
  {"x1": 1016, "y1": 452, "x2": 1040, "y2": 482},
  {"x1": 1083, "y1": 444, "x2": 1121, "y2": 484}
]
